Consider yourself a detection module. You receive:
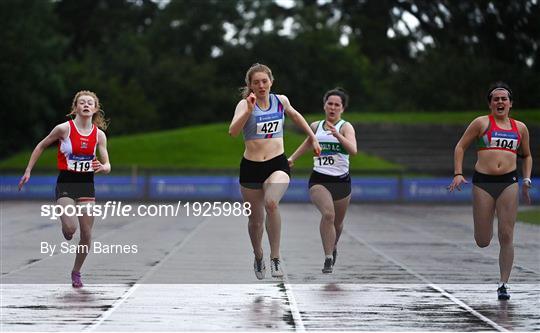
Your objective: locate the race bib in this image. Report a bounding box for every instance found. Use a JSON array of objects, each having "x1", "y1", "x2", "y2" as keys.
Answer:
[
  {"x1": 313, "y1": 154, "x2": 346, "y2": 168},
  {"x1": 489, "y1": 131, "x2": 518, "y2": 150},
  {"x1": 314, "y1": 141, "x2": 348, "y2": 169},
  {"x1": 67, "y1": 154, "x2": 94, "y2": 172},
  {"x1": 256, "y1": 113, "x2": 283, "y2": 135}
]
